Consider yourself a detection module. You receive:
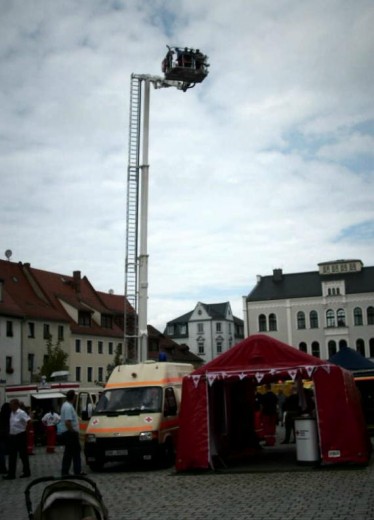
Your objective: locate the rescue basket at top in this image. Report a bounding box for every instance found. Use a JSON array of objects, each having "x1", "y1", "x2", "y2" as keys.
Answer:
[{"x1": 162, "y1": 46, "x2": 209, "y2": 85}]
